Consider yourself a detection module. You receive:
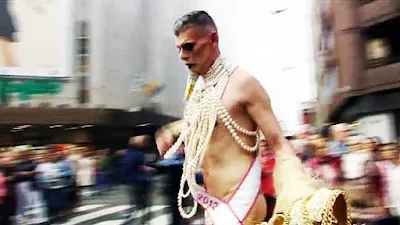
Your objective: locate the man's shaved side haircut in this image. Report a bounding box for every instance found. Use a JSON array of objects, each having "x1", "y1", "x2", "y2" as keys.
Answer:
[{"x1": 173, "y1": 10, "x2": 217, "y2": 36}]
